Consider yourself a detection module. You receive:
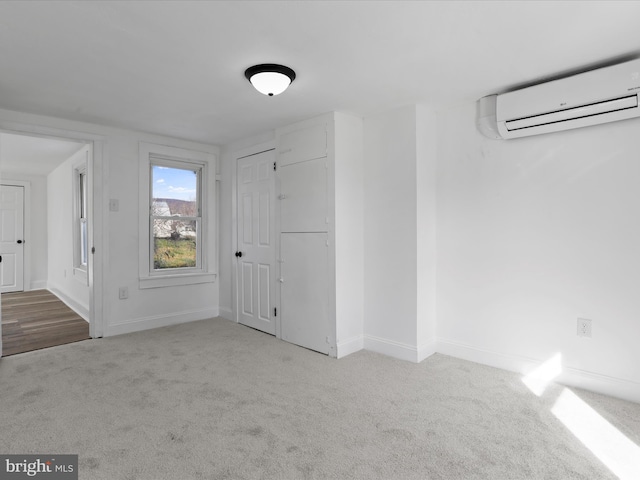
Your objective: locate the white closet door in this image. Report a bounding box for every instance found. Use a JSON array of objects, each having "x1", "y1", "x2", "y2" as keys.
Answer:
[
  {"x1": 280, "y1": 232, "x2": 330, "y2": 354},
  {"x1": 279, "y1": 157, "x2": 328, "y2": 233},
  {"x1": 236, "y1": 150, "x2": 276, "y2": 335},
  {"x1": 278, "y1": 124, "x2": 326, "y2": 167}
]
